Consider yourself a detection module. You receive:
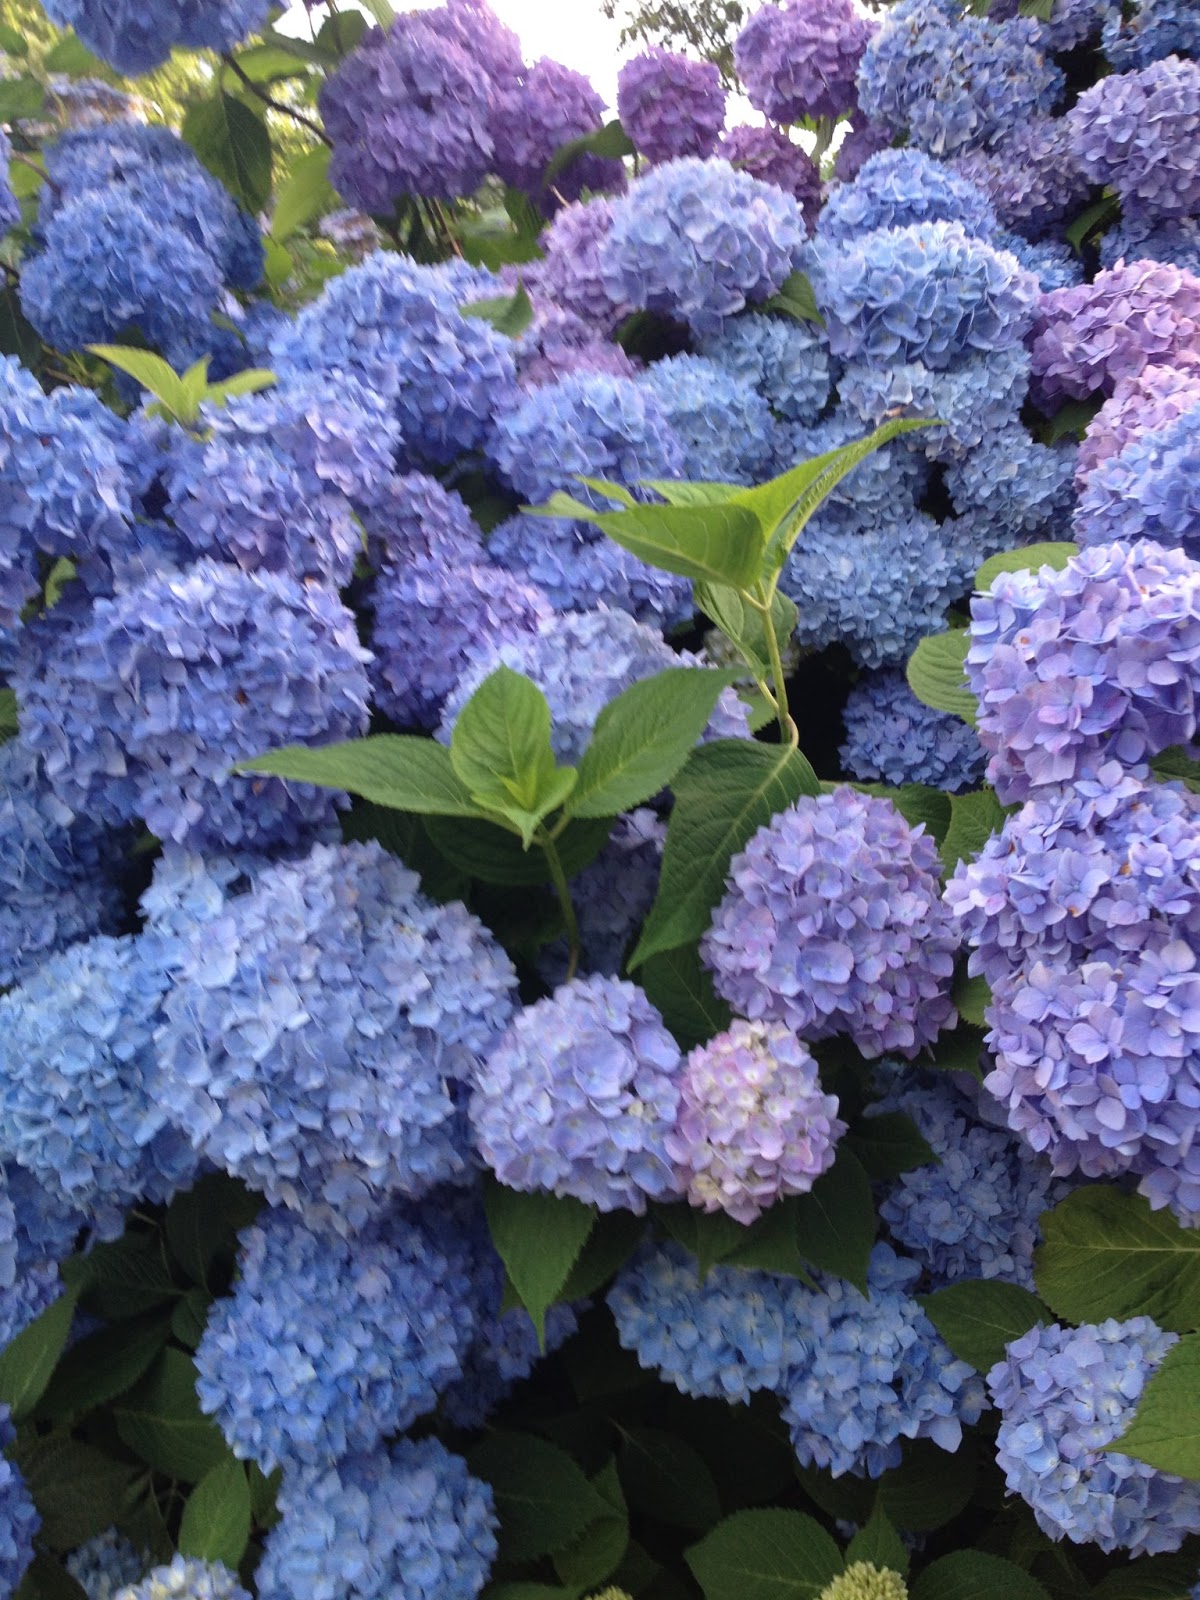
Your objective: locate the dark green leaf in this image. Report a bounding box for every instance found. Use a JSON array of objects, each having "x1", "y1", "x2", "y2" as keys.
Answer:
[
  {"x1": 722, "y1": 1197, "x2": 816, "y2": 1284},
  {"x1": 847, "y1": 1112, "x2": 936, "y2": 1181},
  {"x1": 115, "y1": 1349, "x2": 233, "y2": 1483},
  {"x1": 0, "y1": 24, "x2": 27, "y2": 55},
  {"x1": 0, "y1": 688, "x2": 17, "y2": 743},
  {"x1": 1044, "y1": 396, "x2": 1104, "y2": 445},
  {"x1": 954, "y1": 970, "x2": 991, "y2": 1027},
  {"x1": 640, "y1": 942, "x2": 733, "y2": 1050},
  {"x1": 469, "y1": 1432, "x2": 611, "y2": 1563},
  {"x1": 793, "y1": 1151, "x2": 876, "y2": 1292},
  {"x1": 659, "y1": 1205, "x2": 748, "y2": 1279},
  {"x1": 483, "y1": 1177, "x2": 595, "y2": 1342},
  {"x1": 14, "y1": 1554, "x2": 88, "y2": 1600},
  {"x1": 545, "y1": 119, "x2": 634, "y2": 184},
  {"x1": 179, "y1": 1460, "x2": 252, "y2": 1570},
  {"x1": 423, "y1": 813, "x2": 610, "y2": 886},
  {"x1": 0, "y1": 283, "x2": 41, "y2": 366},
  {"x1": 1065, "y1": 193, "x2": 1120, "y2": 254},
  {"x1": 763, "y1": 270, "x2": 824, "y2": 326},
  {"x1": 0, "y1": 75, "x2": 44, "y2": 121},
  {"x1": 975, "y1": 543, "x2": 1078, "y2": 593},
  {"x1": 239, "y1": 735, "x2": 490, "y2": 819},
  {"x1": 0, "y1": 1291, "x2": 77, "y2": 1420},
  {"x1": 847, "y1": 1506, "x2": 909, "y2": 1576},
  {"x1": 920, "y1": 1280, "x2": 1047, "y2": 1373},
  {"x1": 42, "y1": 32, "x2": 103, "y2": 72},
  {"x1": 12, "y1": 1435, "x2": 136, "y2": 1552},
  {"x1": 172, "y1": 1287, "x2": 213, "y2": 1350},
  {"x1": 940, "y1": 787, "x2": 1007, "y2": 872},
  {"x1": 911, "y1": 1552, "x2": 1052, "y2": 1600},
  {"x1": 165, "y1": 1172, "x2": 262, "y2": 1290},
  {"x1": 463, "y1": 283, "x2": 535, "y2": 337},
  {"x1": 230, "y1": 43, "x2": 310, "y2": 82},
  {"x1": 270, "y1": 145, "x2": 333, "y2": 241},
  {"x1": 558, "y1": 1210, "x2": 645, "y2": 1301},
  {"x1": 311, "y1": 10, "x2": 369, "y2": 56},
  {"x1": 1151, "y1": 747, "x2": 1200, "y2": 793},
  {"x1": 1036, "y1": 1187, "x2": 1200, "y2": 1331},
  {"x1": 37, "y1": 1313, "x2": 169, "y2": 1420},
  {"x1": 686, "y1": 1508, "x2": 843, "y2": 1600},
  {"x1": 488, "y1": 1587, "x2": 581, "y2": 1600},
  {"x1": 1093, "y1": 1554, "x2": 1200, "y2": 1599},
  {"x1": 183, "y1": 92, "x2": 273, "y2": 214},
  {"x1": 61, "y1": 1231, "x2": 178, "y2": 1319},
  {"x1": 877, "y1": 1436, "x2": 978, "y2": 1532},
  {"x1": 631, "y1": 740, "x2": 822, "y2": 966},
  {"x1": 930, "y1": 1019, "x2": 987, "y2": 1080},
  {"x1": 619, "y1": 1427, "x2": 722, "y2": 1530},
  {"x1": 554, "y1": 1459, "x2": 628, "y2": 1589},
  {"x1": 907, "y1": 630, "x2": 977, "y2": 725},
  {"x1": 1109, "y1": 1331, "x2": 1200, "y2": 1477}
]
